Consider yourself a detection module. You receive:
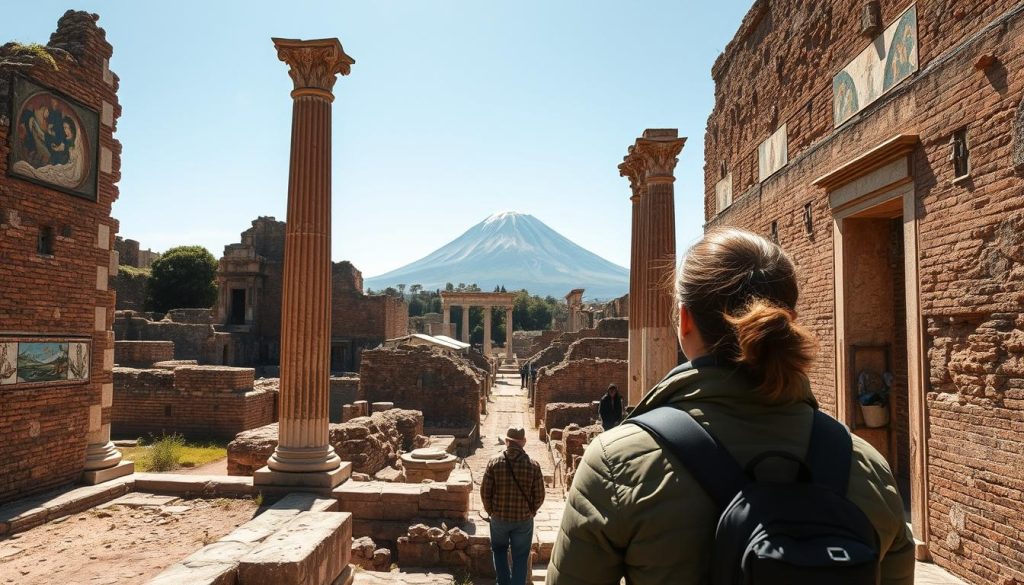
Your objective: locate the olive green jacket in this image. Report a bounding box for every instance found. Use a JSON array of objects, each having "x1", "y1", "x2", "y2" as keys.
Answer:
[{"x1": 546, "y1": 363, "x2": 915, "y2": 585}]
